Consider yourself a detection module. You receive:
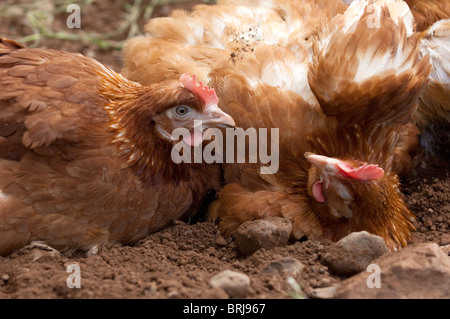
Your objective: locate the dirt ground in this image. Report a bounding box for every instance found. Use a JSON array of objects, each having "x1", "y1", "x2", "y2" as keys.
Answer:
[{"x1": 0, "y1": 0, "x2": 448, "y2": 299}]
